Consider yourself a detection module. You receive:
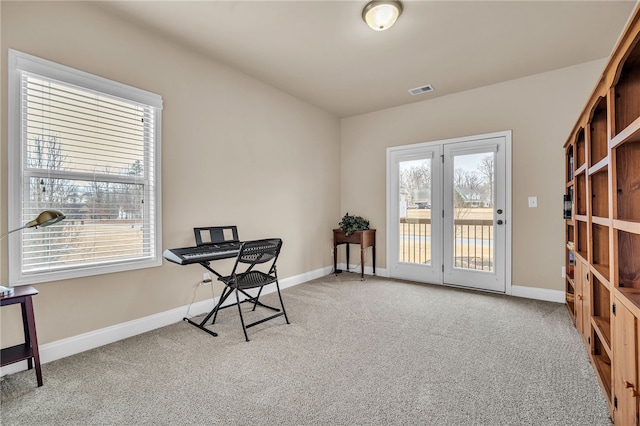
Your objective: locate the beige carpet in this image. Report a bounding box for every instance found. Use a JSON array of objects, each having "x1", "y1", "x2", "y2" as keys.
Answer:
[{"x1": 1, "y1": 273, "x2": 611, "y2": 425}]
